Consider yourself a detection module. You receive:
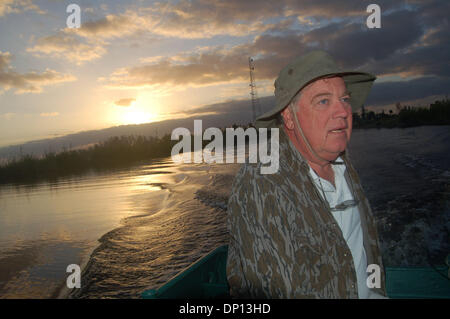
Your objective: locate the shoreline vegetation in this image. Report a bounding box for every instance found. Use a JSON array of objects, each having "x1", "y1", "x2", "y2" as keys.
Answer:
[
  {"x1": 0, "y1": 98, "x2": 449, "y2": 185},
  {"x1": 353, "y1": 98, "x2": 450, "y2": 129}
]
